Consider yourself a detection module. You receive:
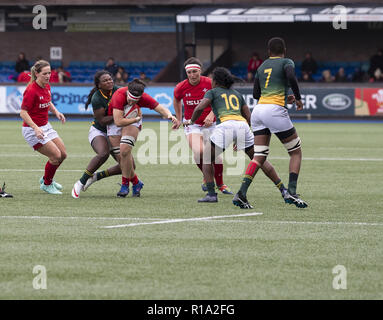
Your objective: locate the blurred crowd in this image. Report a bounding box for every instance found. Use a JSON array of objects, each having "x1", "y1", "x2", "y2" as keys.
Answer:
[
  {"x1": 245, "y1": 49, "x2": 383, "y2": 83},
  {"x1": 12, "y1": 54, "x2": 152, "y2": 85}
]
